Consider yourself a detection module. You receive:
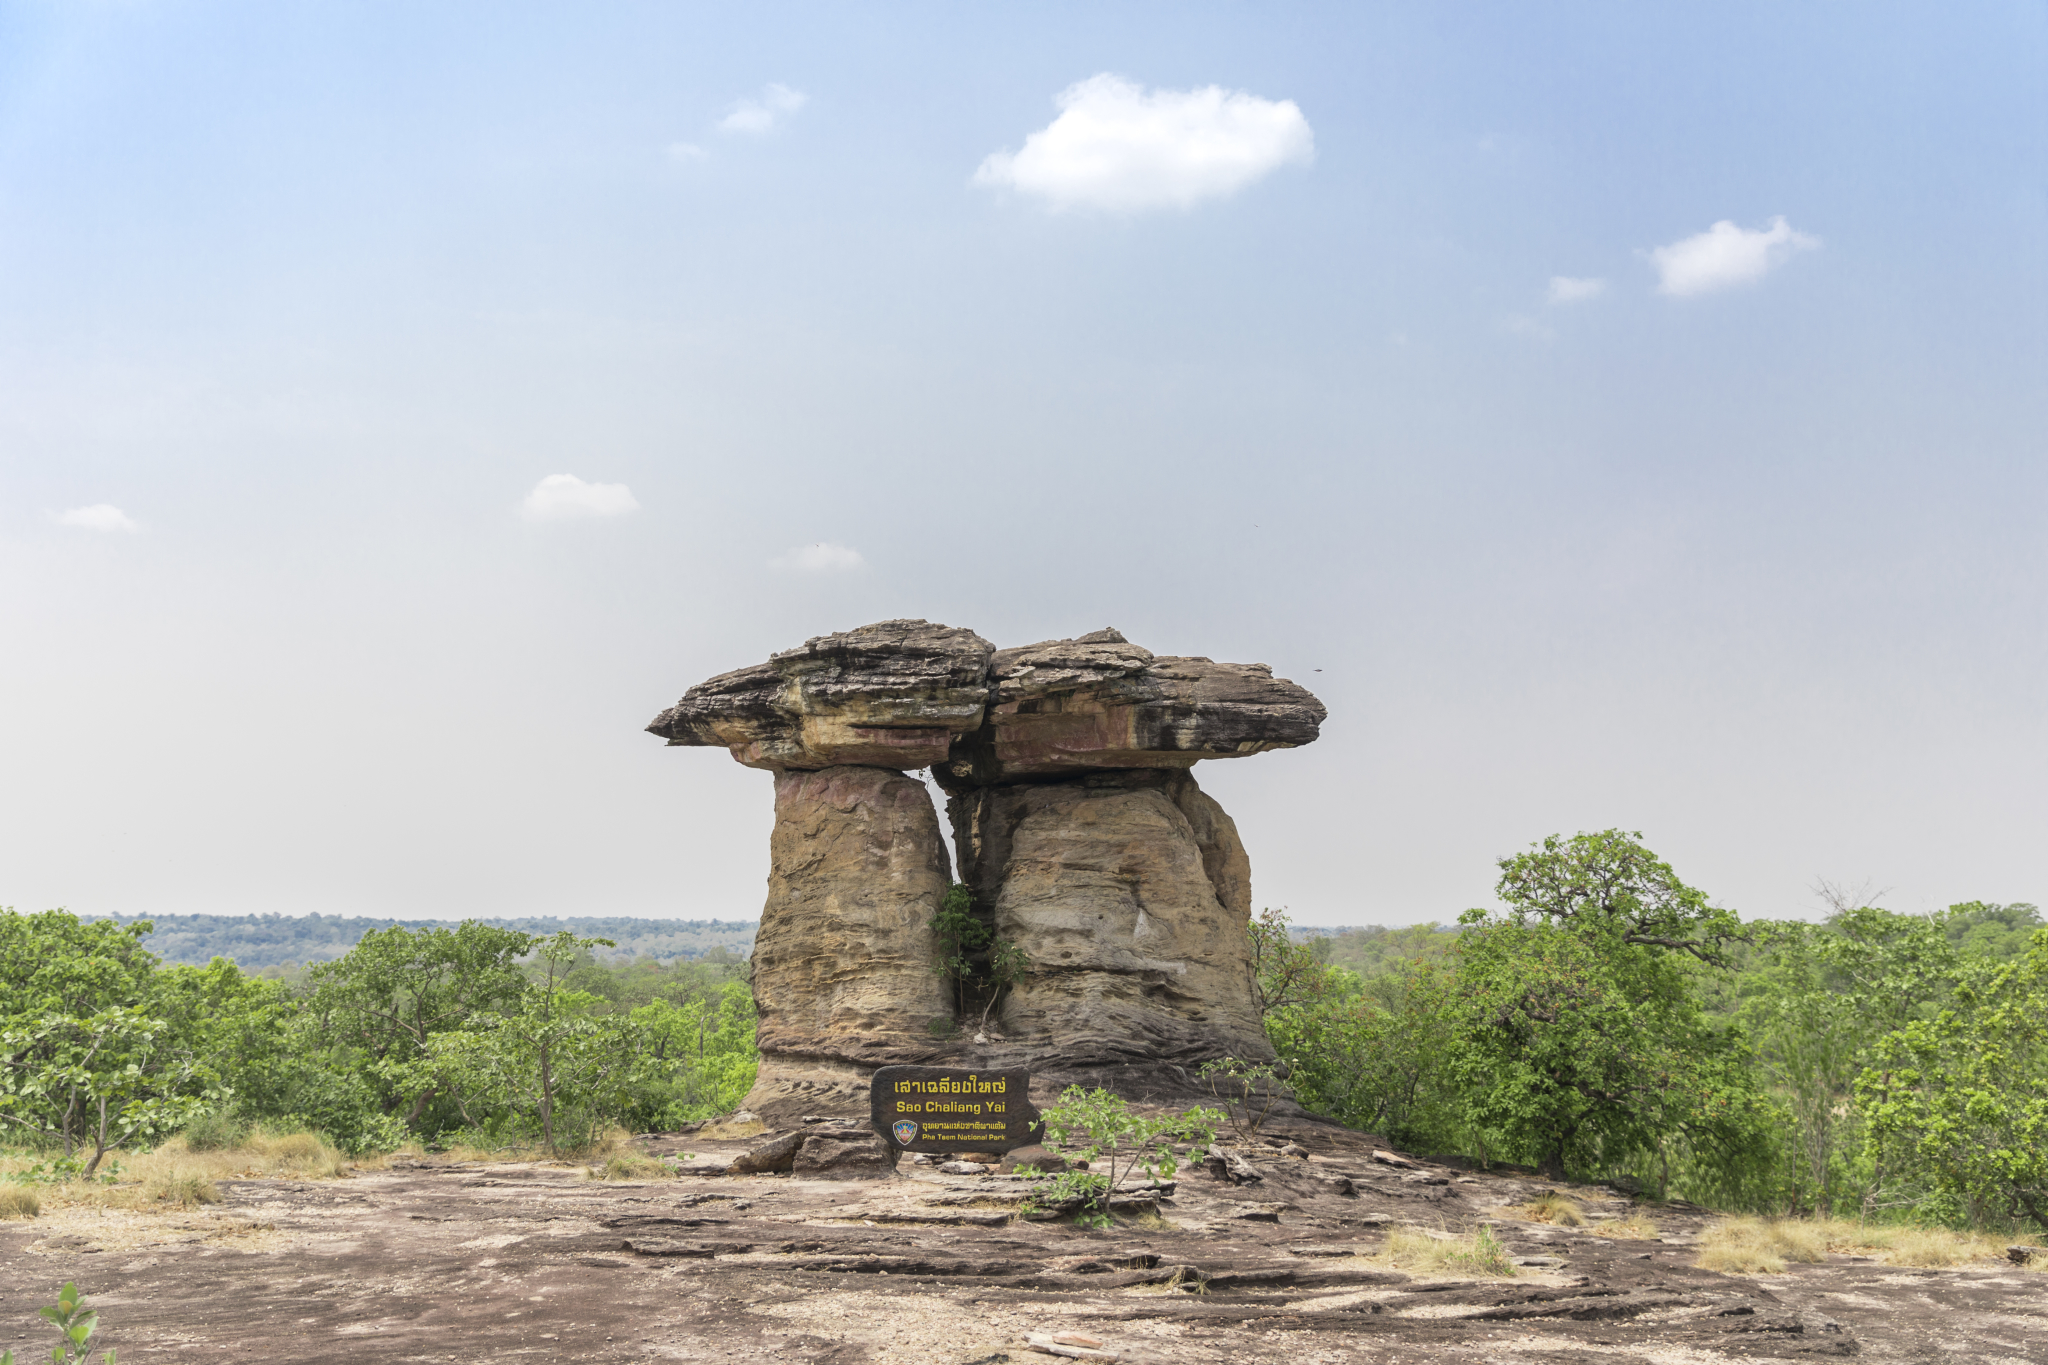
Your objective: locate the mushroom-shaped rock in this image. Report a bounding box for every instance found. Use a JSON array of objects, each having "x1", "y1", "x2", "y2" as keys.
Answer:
[
  {"x1": 646, "y1": 619, "x2": 994, "y2": 771},
  {"x1": 935, "y1": 630, "x2": 1326, "y2": 788}
]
